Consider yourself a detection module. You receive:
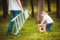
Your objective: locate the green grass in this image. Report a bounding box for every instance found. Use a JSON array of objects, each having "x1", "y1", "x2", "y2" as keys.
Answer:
[
  {"x1": 0, "y1": 12, "x2": 60, "y2": 40},
  {"x1": 0, "y1": 3, "x2": 60, "y2": 40}
]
